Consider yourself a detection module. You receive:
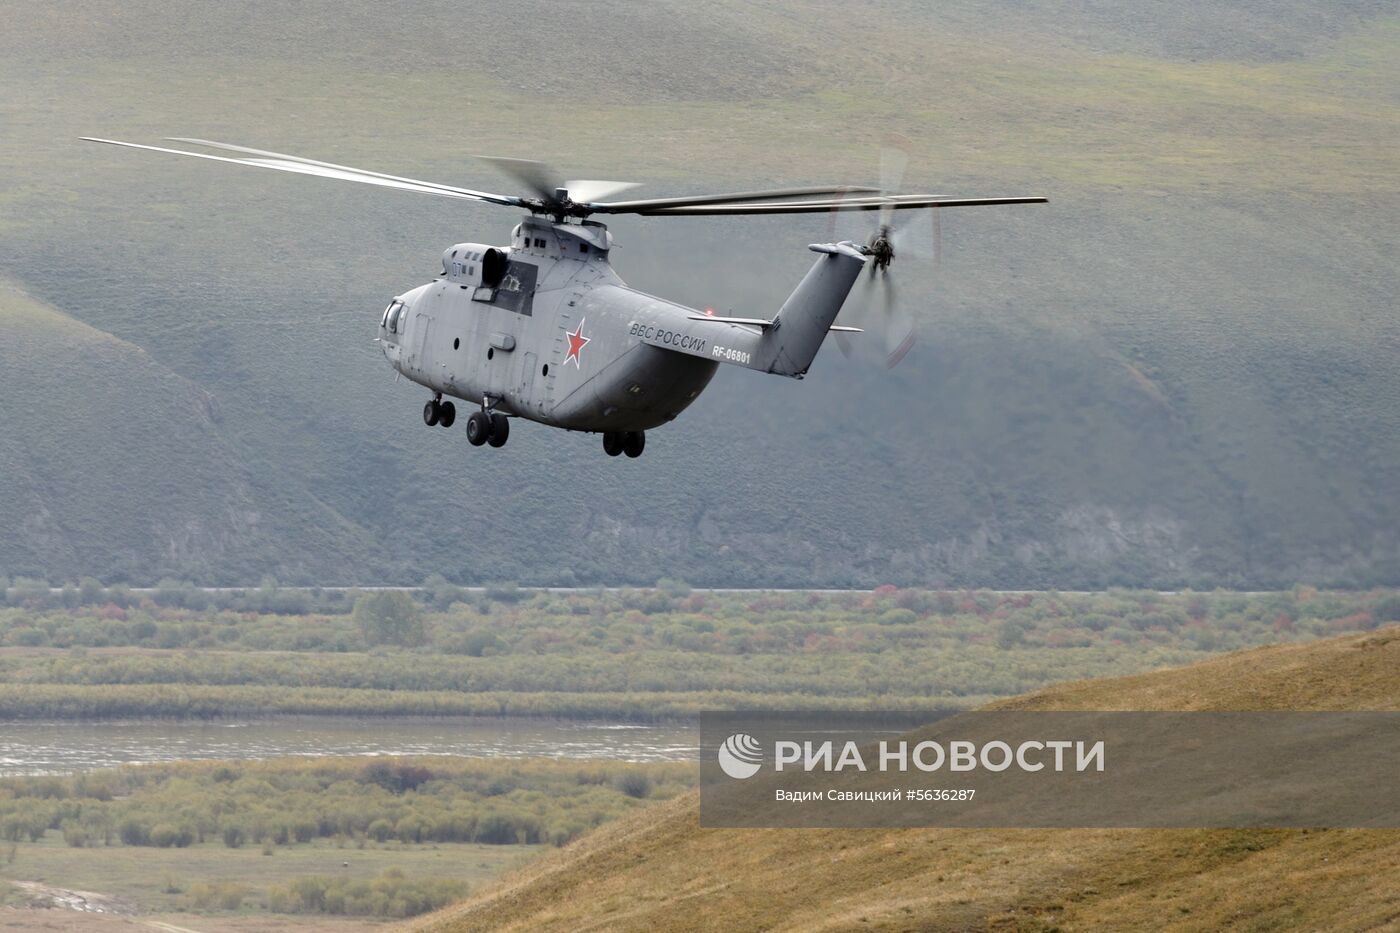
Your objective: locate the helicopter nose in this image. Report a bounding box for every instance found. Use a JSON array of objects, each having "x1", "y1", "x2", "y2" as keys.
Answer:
[{"x1": 380, "y1": 298, "x2": 406, "y2": 337}]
